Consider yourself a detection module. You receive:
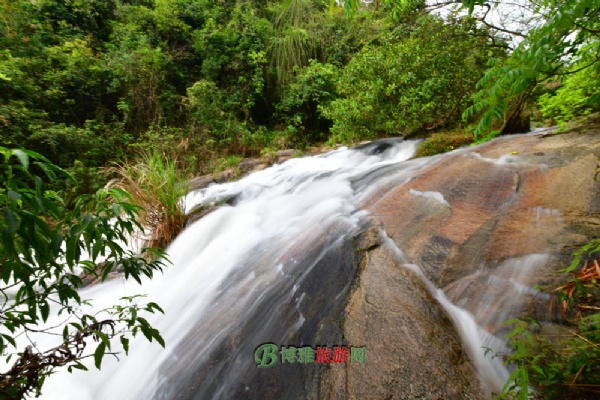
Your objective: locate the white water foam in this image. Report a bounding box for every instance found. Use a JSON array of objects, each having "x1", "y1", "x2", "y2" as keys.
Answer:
[
  {"x1": 4, "y1": 136, "x2": 553, "y2": 399},
  {"x1": 380, "y1": 230, "x2": 510, "y2": 395},
  {"x1": 408, "y1": 188, "x2": 451, "y2": 207},
  {"x1": 16, "y1": 140, "x2": 421, "y2": 399}
]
